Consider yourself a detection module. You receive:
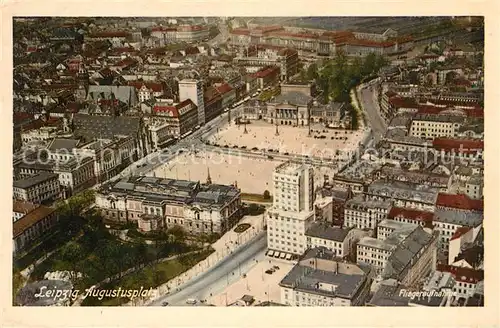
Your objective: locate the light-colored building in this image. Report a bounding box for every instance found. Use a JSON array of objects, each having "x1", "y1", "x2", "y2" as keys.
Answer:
[
  {"x1": 178, "y1": 79, "x2": 205, "y2": 124},
  {"x1": 152, "y1": 99, "x2": 199, "y2": 138},
  {"x1": 381, "y1": 226, "x2": 438, "y2": 287},
  {"x1": 376, "y1": 219, "x2": 416, "y2": 241},
  {"x1": 13, "y1": 172, "x2": 61, "y2": 203},
  {"x1": 13, "y1": 200, "x2": 39, "y2": 223},
  {"x1": 266, "y1": 91, "x2": 312, "y2": 126},
  {"x1": 366, "y1": 180, "x2": 439, "y2": 212},
  {"x1": 234, "y1": 48, "x2": 299, "y2": 81},
  {"x1": 305, "y1": 223, "x2": 368, "y2": 258},
  {"x1": 266, "y1": 162, "x2": 315, "y2": 257},
  {"x1": 95, "y1": 176, "x2": 242, "y2": 235},
  {"x1": 17, "y1": 140, "x2": 96, "y2": 197},
  {"x1": 465, "y1": 175, "x2": 483, "y2": 200},
  {"x1": 279, "y1": 247, "x2": 372, "y2": 306},
  {"x1": 148, "y1": 121, "x2": 173, "y2": 151},
  {"x1": 21, "y1": 126, "x2": 59, "y2": 145},
  {"x1": 13, "y1": 203, "x2": 58, "y2": 256},
  {"x1": 175, "y1": 25, "x2": 210, "y2": 42},
  {"x1": 409, "y1": 114, "x2": 464, "y2": 140},
  {"x1": 343, "y1": 194, "x2": 392, "y2": 230},
  {"x1": 447, "y1": 224, "x2": 482, "y2": 266},
  {"x1": 77, "y1": 135, "x2": 136, "y2": 184}
]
